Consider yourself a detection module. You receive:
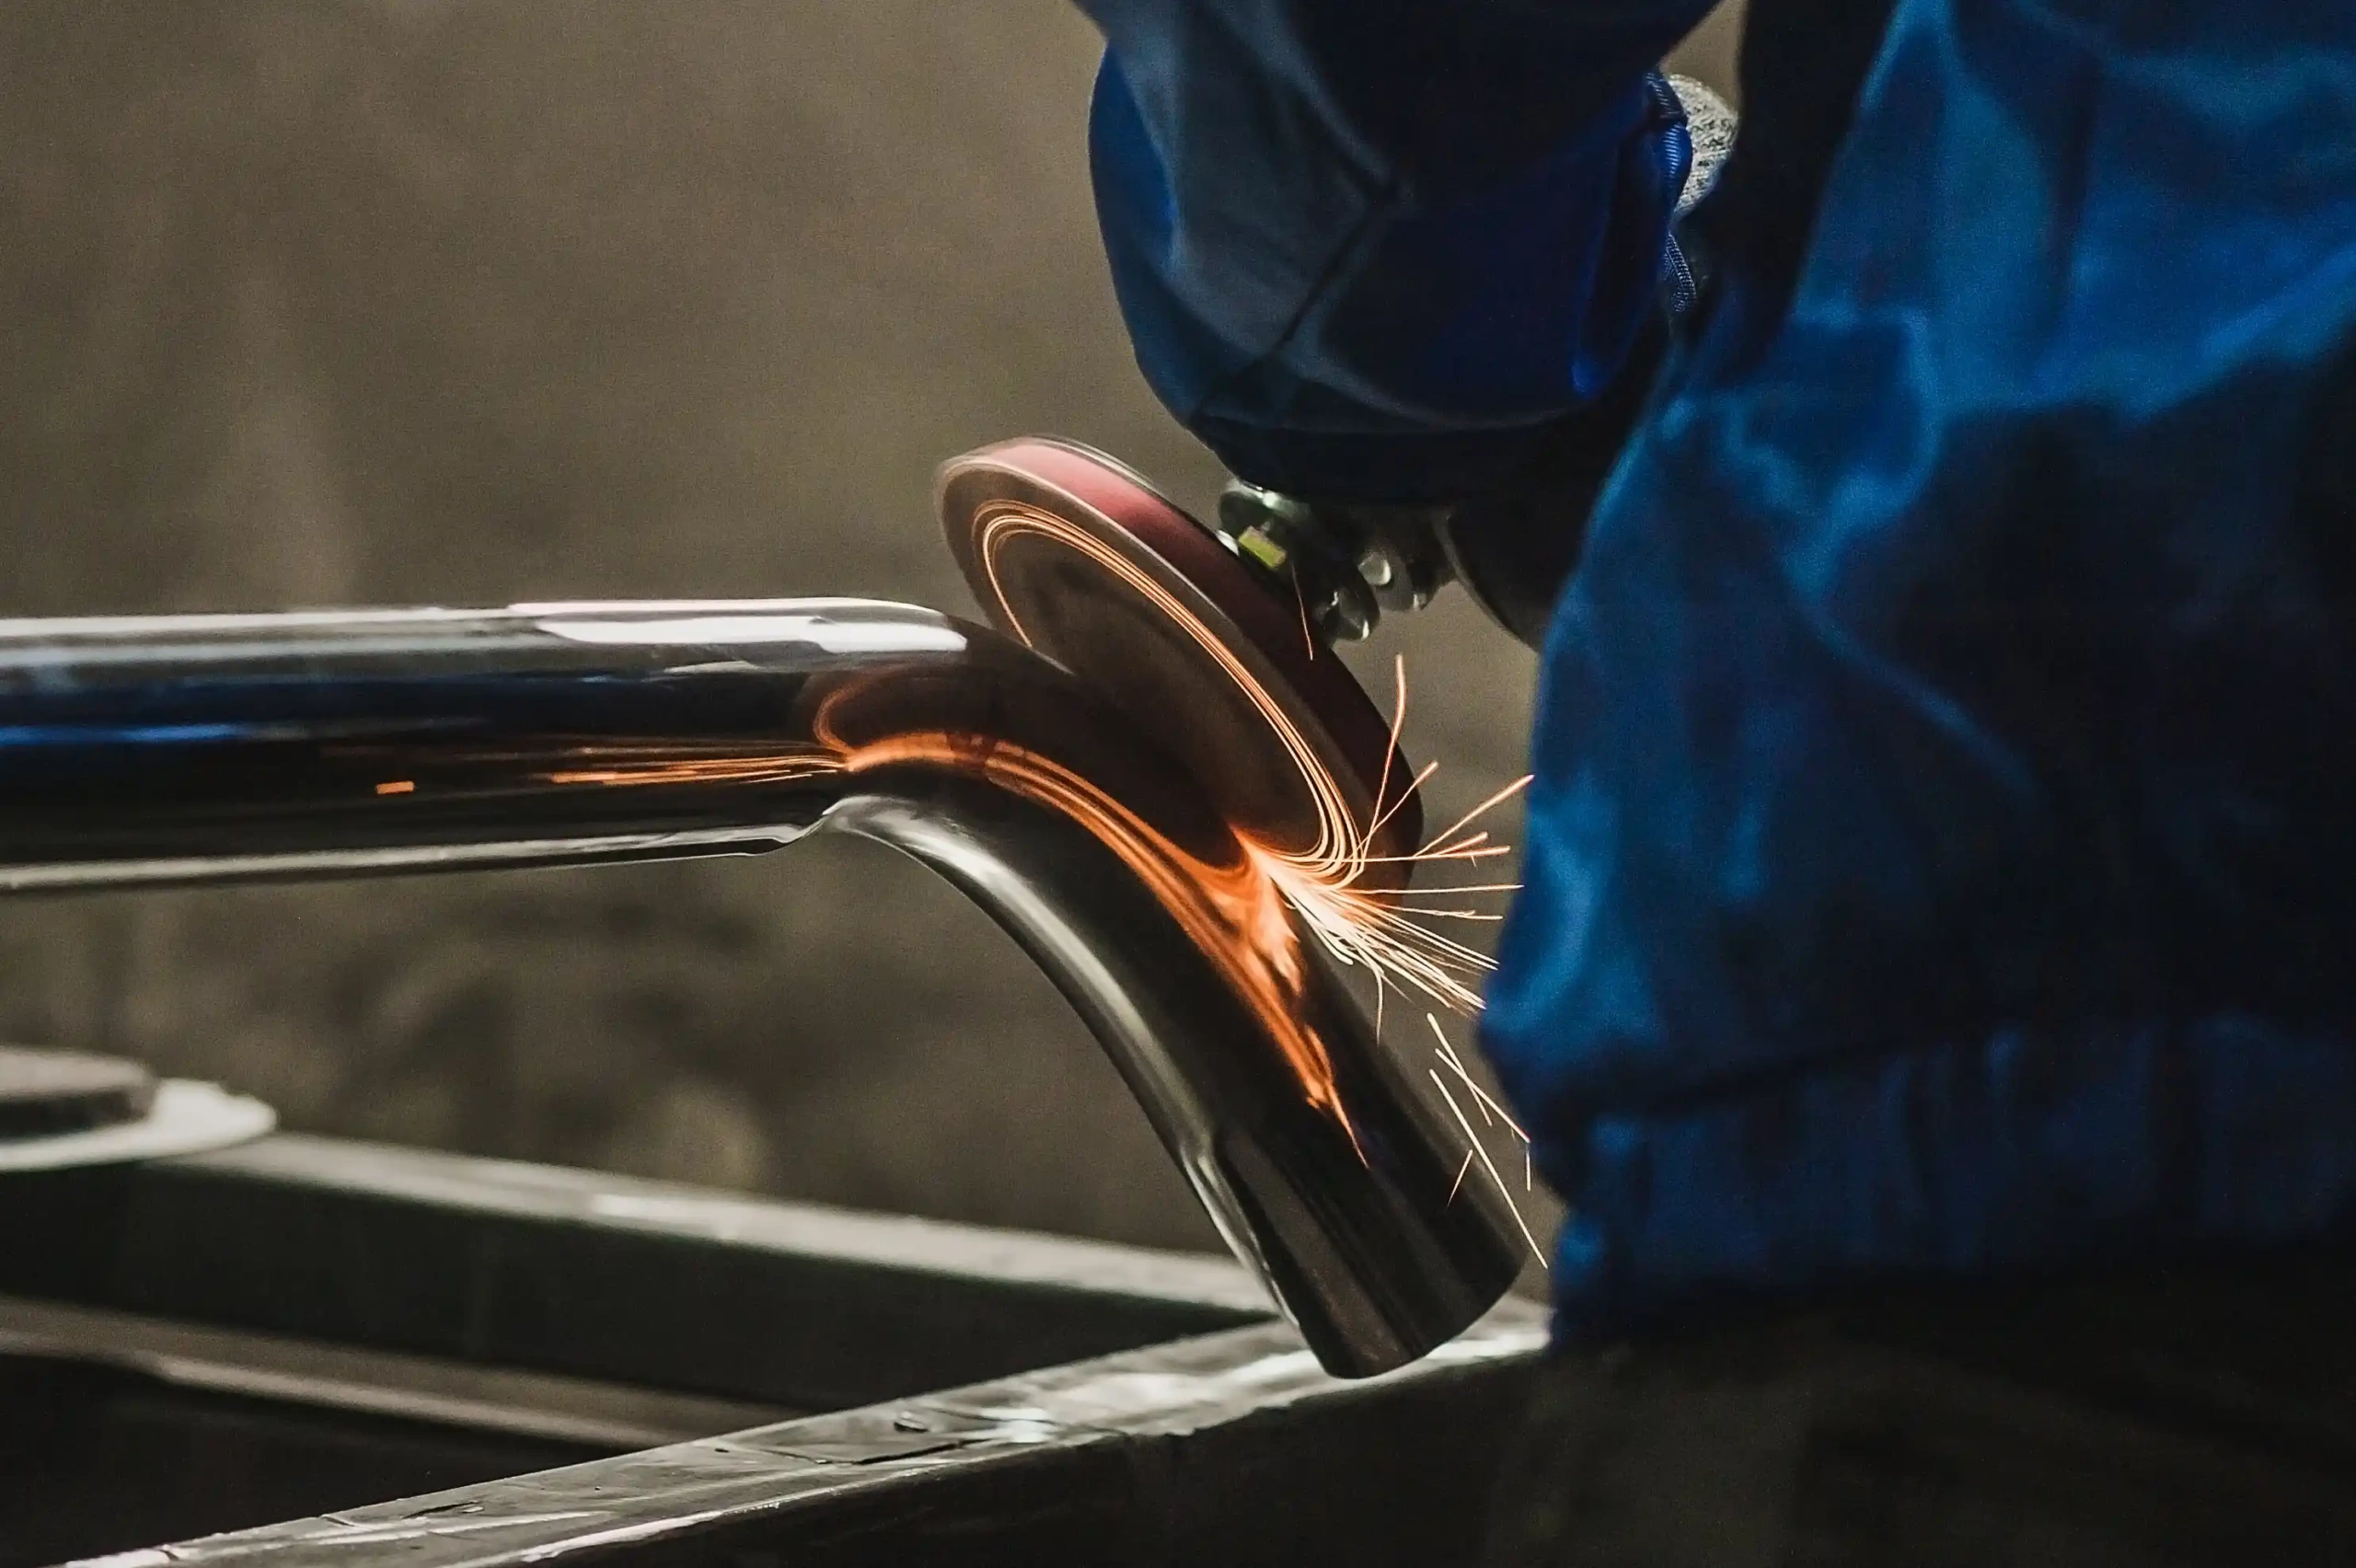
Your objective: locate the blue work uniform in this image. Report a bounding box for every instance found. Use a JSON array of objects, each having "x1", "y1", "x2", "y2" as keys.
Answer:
[{"x1": 1080, "y1": 0, "x2": 2356, "y2": 1336}]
